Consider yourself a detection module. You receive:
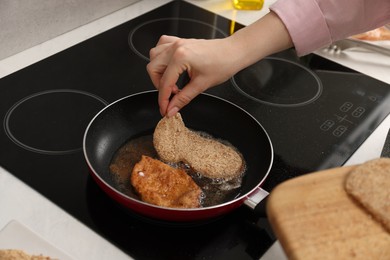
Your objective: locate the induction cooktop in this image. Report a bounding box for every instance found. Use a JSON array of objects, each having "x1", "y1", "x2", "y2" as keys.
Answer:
[{"x1": 1, "y1": 1, "x2": 390, "y2": 259}]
